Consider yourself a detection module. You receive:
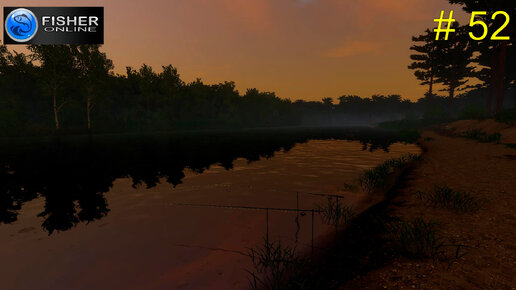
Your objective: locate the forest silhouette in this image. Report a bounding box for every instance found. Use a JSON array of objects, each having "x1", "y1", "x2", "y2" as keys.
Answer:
[{"x1": 1, "y1": 16, "x2": 515, "y2": 137}]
